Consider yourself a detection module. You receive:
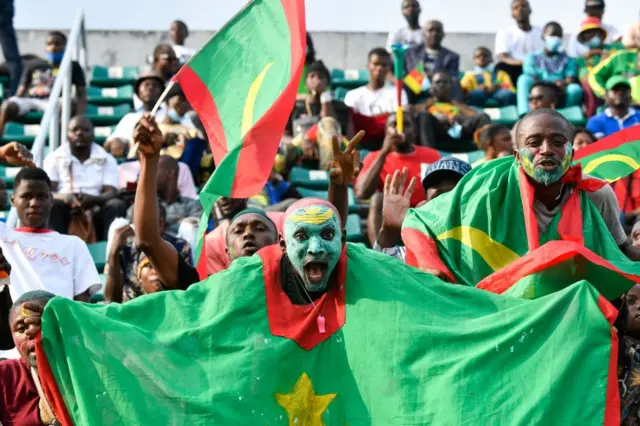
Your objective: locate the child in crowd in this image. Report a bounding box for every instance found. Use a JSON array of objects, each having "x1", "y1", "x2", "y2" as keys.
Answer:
[
  {"x1": 473, "y1": 123, "x2": 514, "y2": 166},
  {"x1": 572, "y1": 127, "x2": 597, "y2": 151},
  {"x1": 461, "y1": 47, "x2": 516, "y2": 107}
]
